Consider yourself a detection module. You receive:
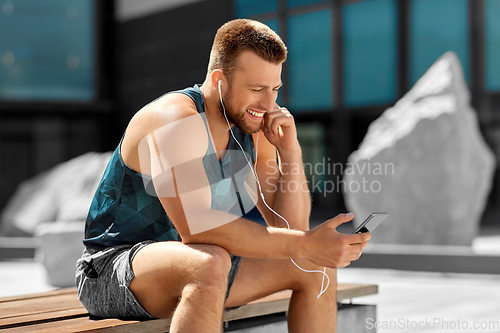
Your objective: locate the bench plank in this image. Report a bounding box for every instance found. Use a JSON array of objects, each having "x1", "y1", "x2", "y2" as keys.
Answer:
[
  {"x1": 0, "y1": 288, "x2": 76, "y2": 303},
  {"x1": 337, "y1": 283, "x2": 378, "y2": 301},
  {"x1": 0, "y1": 288, "x2": 85, "y2": 330},
  {"x1": 0, "y1": 283, "x2": 378, "y2": 332},
  {"x1": 1, "y1": 316, "x2": 170, "y2": 332},
  {"x1": 0, "y1": 294, "x2": 83, "y2": 320},
  {"x1": 0, "y1": 308, "x2": 88, "y2": 330}
]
